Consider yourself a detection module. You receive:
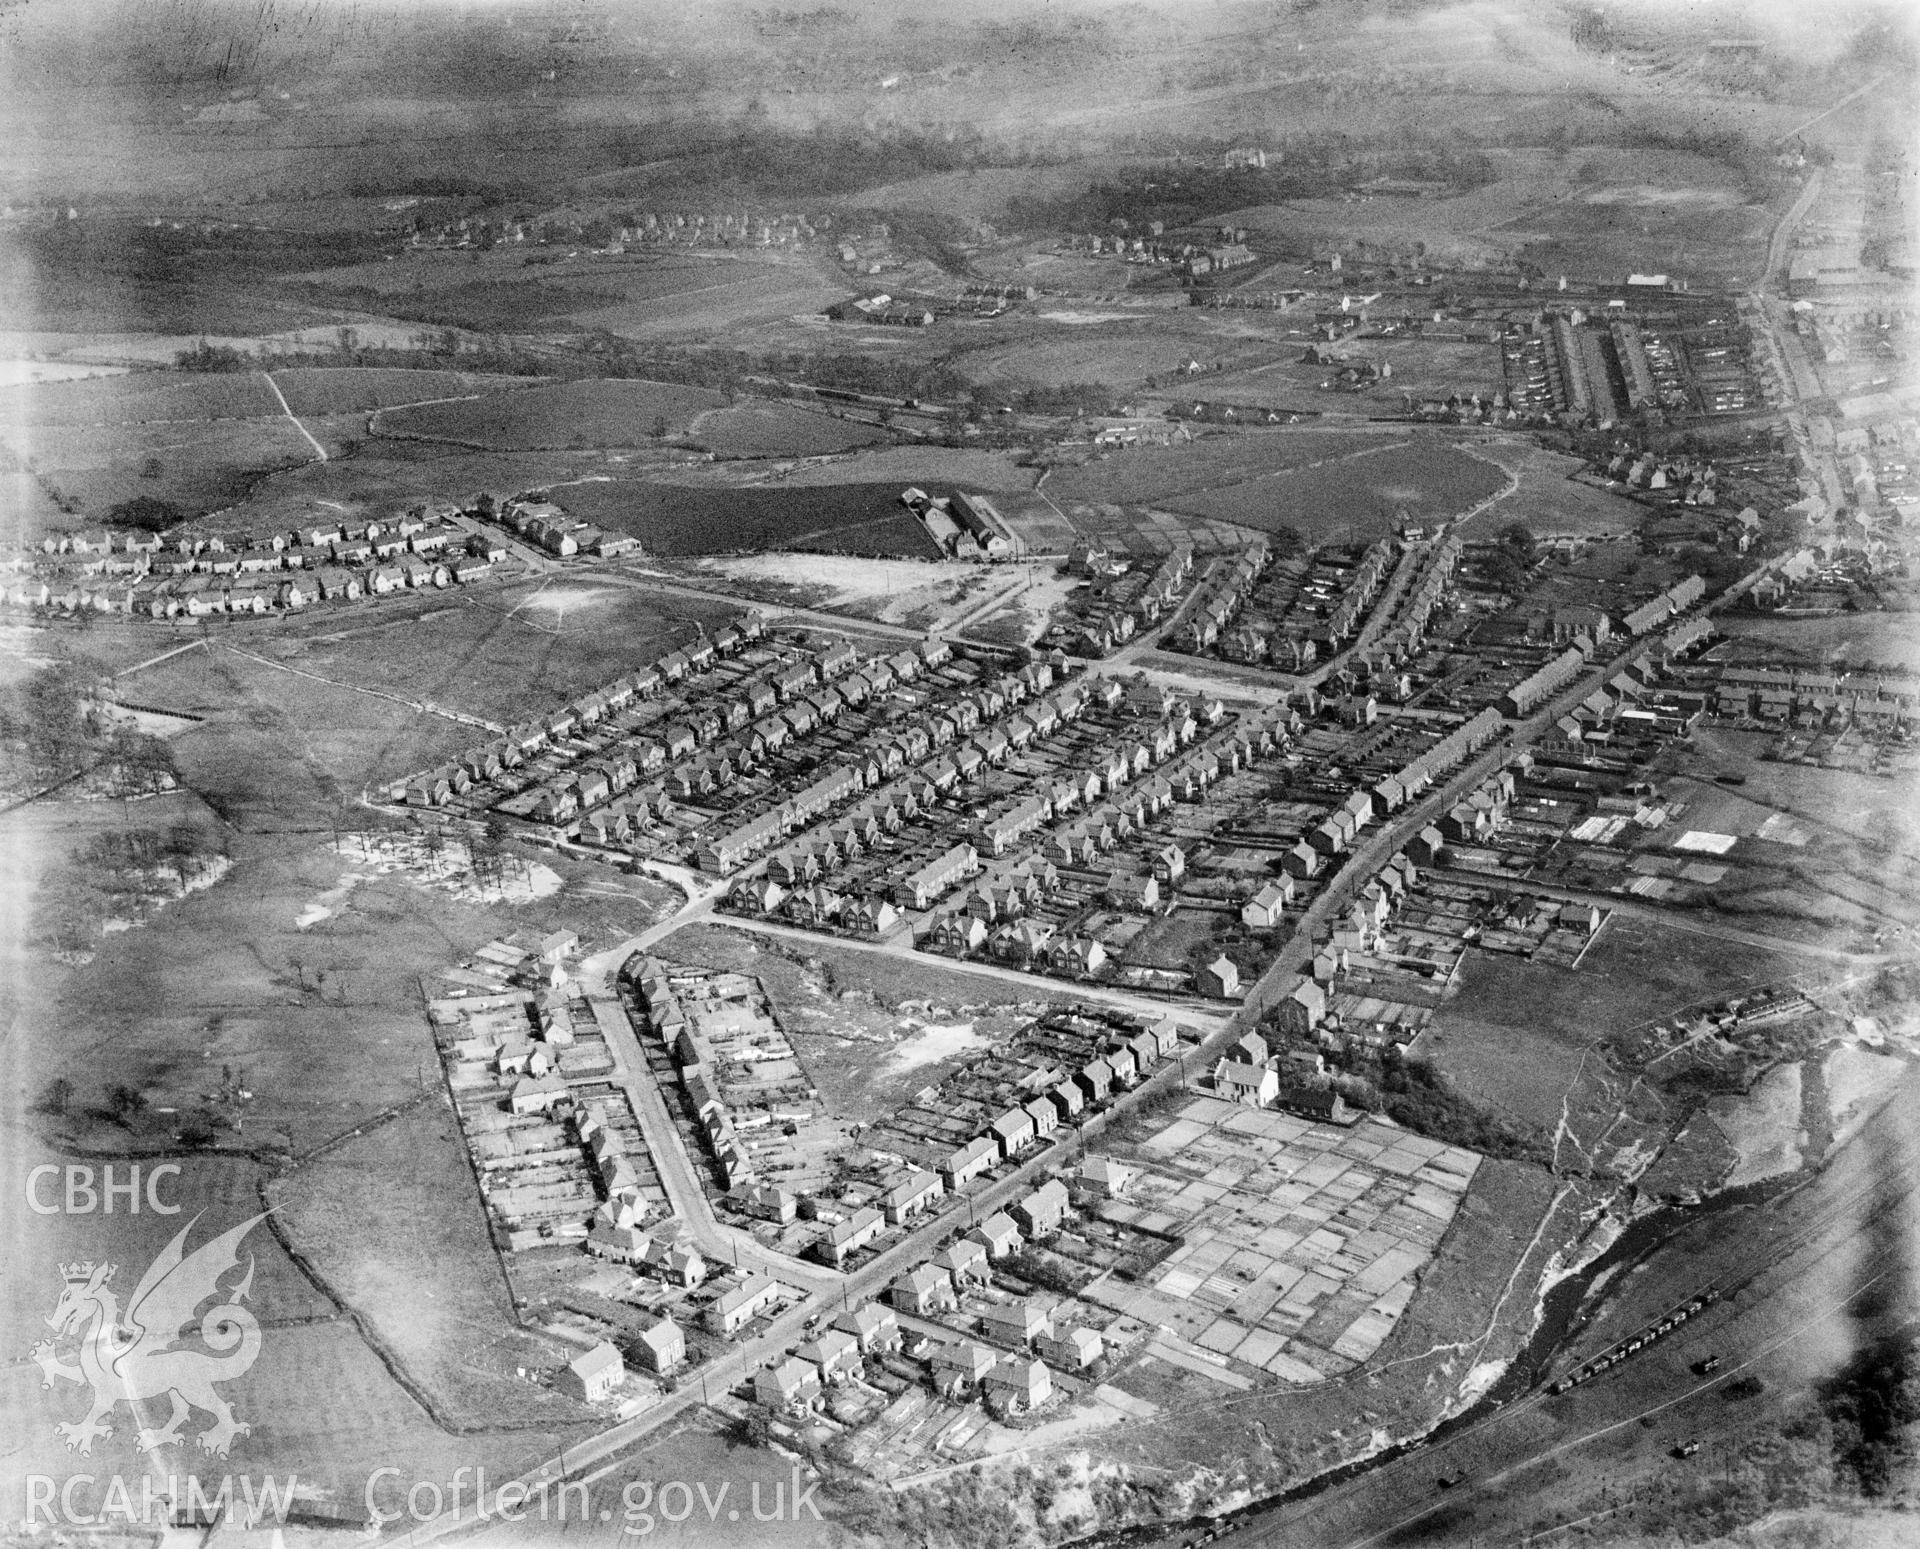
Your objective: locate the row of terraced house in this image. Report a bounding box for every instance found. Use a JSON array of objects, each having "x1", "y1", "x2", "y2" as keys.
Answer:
[
  {"x1": 5, "y1": 506, "x2": 509, "y2": 618},
  {"x1": 391, "y1": 611, "x2": 767, "y2": 808},
  {"x1": 725, "y1": 674, "x2": 1259, "y2": 944},
  {"x1": 699, "y1": 652, "x2": 1065, "y2": 880}
]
